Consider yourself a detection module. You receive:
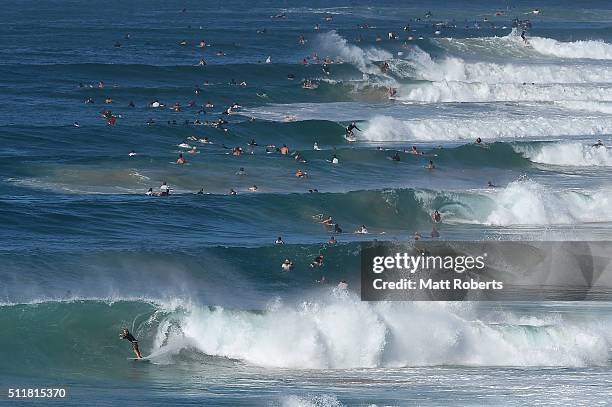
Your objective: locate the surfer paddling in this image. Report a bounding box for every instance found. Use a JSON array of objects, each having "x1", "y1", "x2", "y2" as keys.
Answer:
[{"x1": 119, "y1": 328, "x2": 143, "y2": 359}]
